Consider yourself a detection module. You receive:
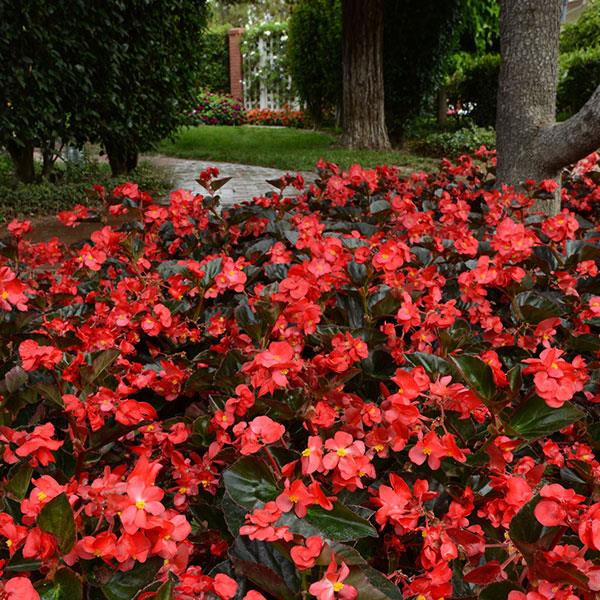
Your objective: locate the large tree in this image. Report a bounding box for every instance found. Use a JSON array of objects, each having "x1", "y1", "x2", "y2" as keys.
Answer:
[
  {"x1": 496, "y1": 0, "x2": 600, "y2": 214},
  {"x1": 340, "y1": 0, "x2": 390, "y2": 150}
]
